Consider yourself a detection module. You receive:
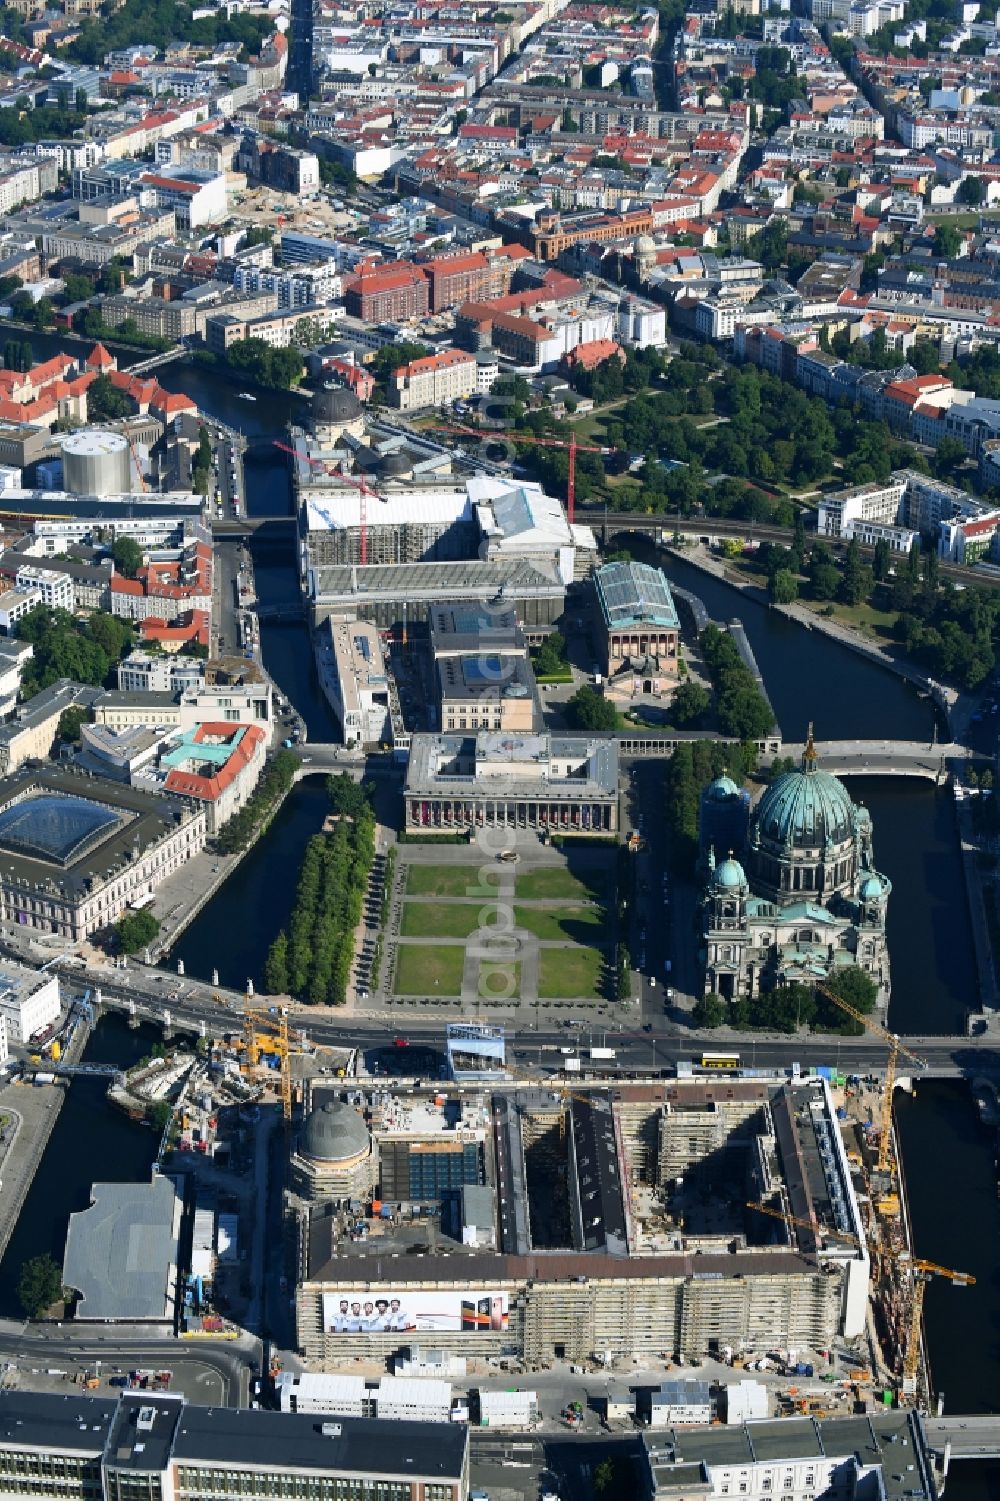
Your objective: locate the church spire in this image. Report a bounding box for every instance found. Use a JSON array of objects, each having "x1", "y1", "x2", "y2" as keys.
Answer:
[{"x1": 802, "y1": 723, "x2": 818, "y2": 773}]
